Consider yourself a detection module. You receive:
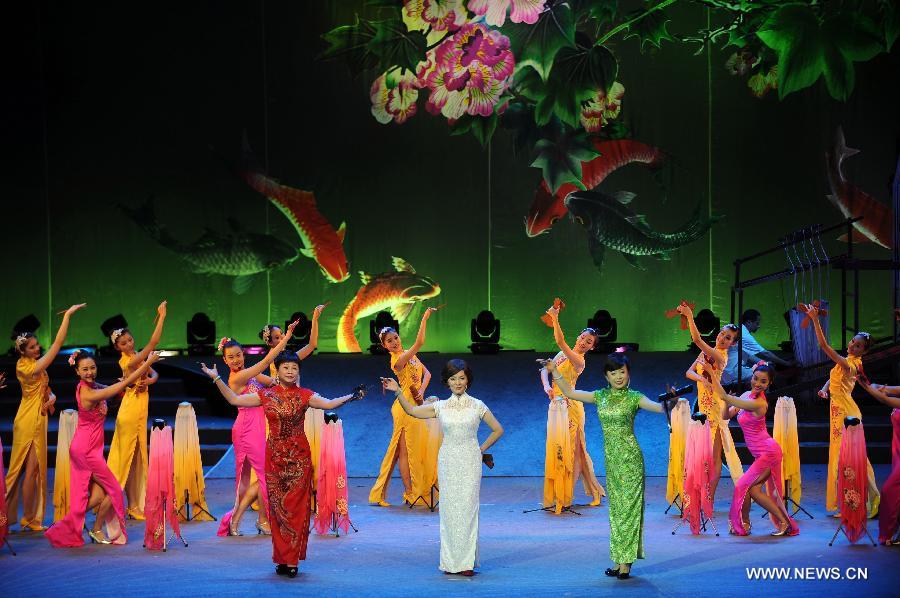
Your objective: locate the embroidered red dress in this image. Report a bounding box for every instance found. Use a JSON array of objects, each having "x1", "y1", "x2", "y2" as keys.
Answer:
[{"x1": 262, "y1": 385, "x2": 313, "y2": 566}]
